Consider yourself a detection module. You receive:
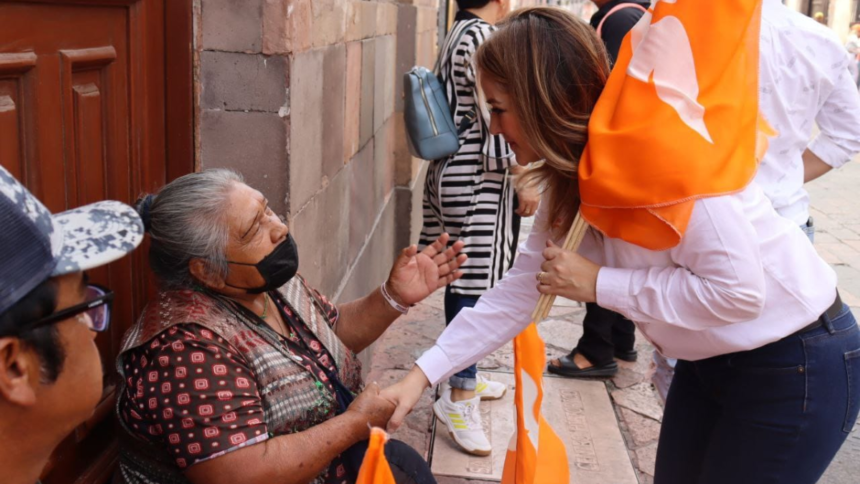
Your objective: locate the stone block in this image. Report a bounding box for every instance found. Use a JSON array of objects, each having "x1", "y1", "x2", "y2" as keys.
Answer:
[
  {"x1": 359, "y1": 38, "x2": 376, "y2": 148},
  {"x1": 416, "y1": 4, "x2": 437, "y2": 33},
  {"x1": 610, "y1": 383, "x2": 664, "y2": 422},
  {"x1": 290, "y1": 166, "x2": 350, "y2": 297},
  {"x1": 392, "y1": 117, "x2": 413, "y2": 186},
  {"x1": 262, "y1": 0, "x2": 286, "y2": 54},
  {"x1": 373, "y1": 36, "x2": 396, "y2": 134},
  {"x1": 374, "y1": 118, "x2": 396, "y2": 201},
  {"x1": 348, "y1": 140, "x2": 376, "y2": 262},
  {"x1": 635, "y1": 443, "x2": 658, "y2": 477},
  {"x1": 376, "y1": 2, "x2": 397, "y2": 36},
  {"x1": 311, "y1": 0, "x2": 347, "y2": 48},
  {"x1": 200, "y1": 110, "x2": 289, "y2": 214},
  {"x1": 289, "y1": 49, "x2": 324, "y2": 211},
  {"x1": 382, "y1": 35, "x2": 396, "y2": 122},
  {"x1": 322, "y1": 44, "x2": 346, "y2": 180},
  {"x1": 395, "y1": 5, "x2": 418, "y2": 113},
  {"x1": 202, "y1": 0, "x2": 263, "y2": 53},
  {"x1": 346, "y1": 0, "x2": 377, "y2": 41},
  {"x1": 620, "y1": 407, "x2": 661, "y2": 446},
  {"x1": 393, "y1": 157, "x2": 427, "y2": 250},
  {"x1": 344, "y1": 42, "x2": 362, "y2": 162},
  {"x1": 200, "y1": 52, "x2": 288, "y2": 112},
  {"x1": 373, "y1": 37, "x2": 386, "y2": 134},
  {"x1": 263, "y1": 0, "x2": 312, "y2": 55},
  {"x1": 337, "y1": 196, "x2": 397, "y2": 302},
  {"x1": 416, "y1": 30, "x2": 437, "y2": 69}
]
